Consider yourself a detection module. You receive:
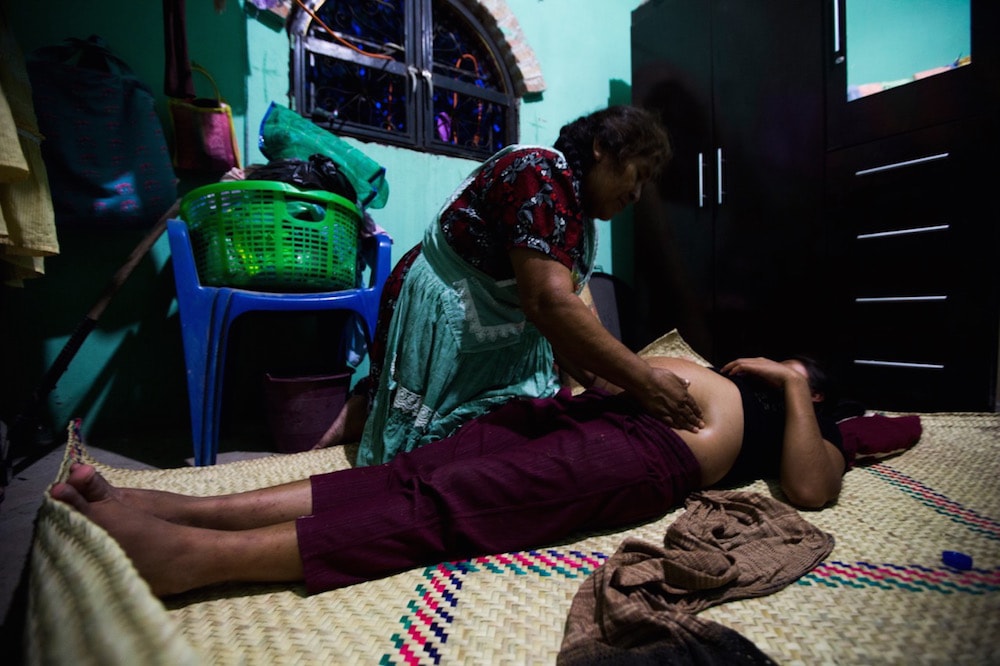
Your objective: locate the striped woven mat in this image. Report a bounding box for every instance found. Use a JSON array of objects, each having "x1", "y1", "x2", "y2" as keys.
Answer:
[{"x1": 27, "y1": 411, "x2": 1000, "y2": 665}]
